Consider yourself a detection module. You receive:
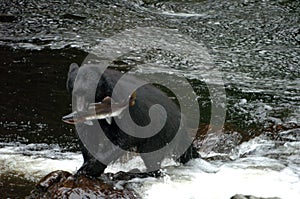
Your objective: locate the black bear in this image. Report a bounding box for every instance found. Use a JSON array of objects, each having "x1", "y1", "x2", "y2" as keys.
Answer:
[{"x1": 65, "y1": 63, "x2": 199, "y2": 177}]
